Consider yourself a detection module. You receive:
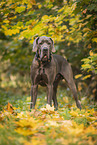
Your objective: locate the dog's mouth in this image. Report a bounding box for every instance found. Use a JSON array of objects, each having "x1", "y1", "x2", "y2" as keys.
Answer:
[{"x1": 42, "y1": 54, "x2": 48, "y2": 61}]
